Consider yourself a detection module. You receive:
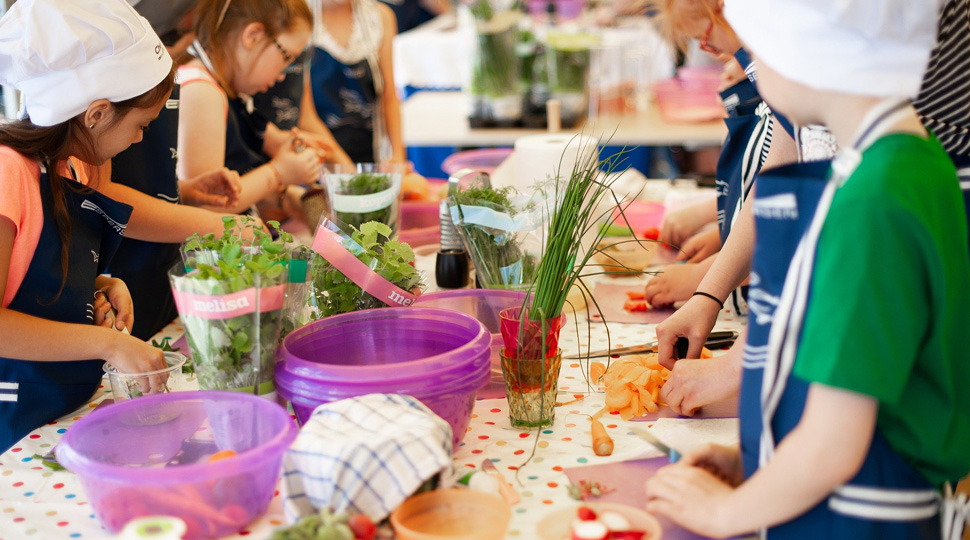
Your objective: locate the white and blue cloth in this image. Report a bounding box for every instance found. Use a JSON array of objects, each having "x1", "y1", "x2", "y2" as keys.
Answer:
[{"x1": 281, "y1": 394, "x2": 454, "y2": 523}]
